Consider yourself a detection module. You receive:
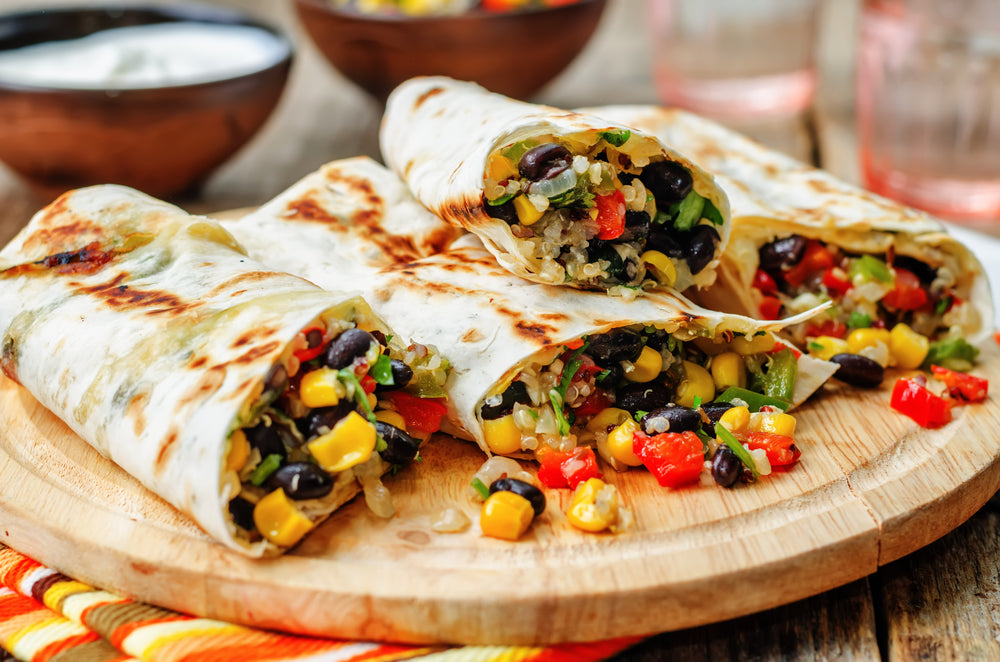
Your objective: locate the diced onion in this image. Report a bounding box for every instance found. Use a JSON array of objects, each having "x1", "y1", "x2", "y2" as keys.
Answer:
[{"x1": 527, "y1": 167, "x2": 577, "y2": 198}]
